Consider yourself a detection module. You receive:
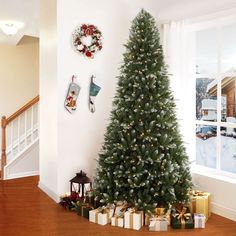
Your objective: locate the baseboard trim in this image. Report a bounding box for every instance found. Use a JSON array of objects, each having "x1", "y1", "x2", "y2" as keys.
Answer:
[
  {"x1": 212, "y1": 202, "x2": 236, "y2": 221},
  {"x1": 38, "y1": 181, "x2": 59, "y2": 202},
  {"x1": 6, "y1": 170, "x2": 39, "y2": 180}
]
